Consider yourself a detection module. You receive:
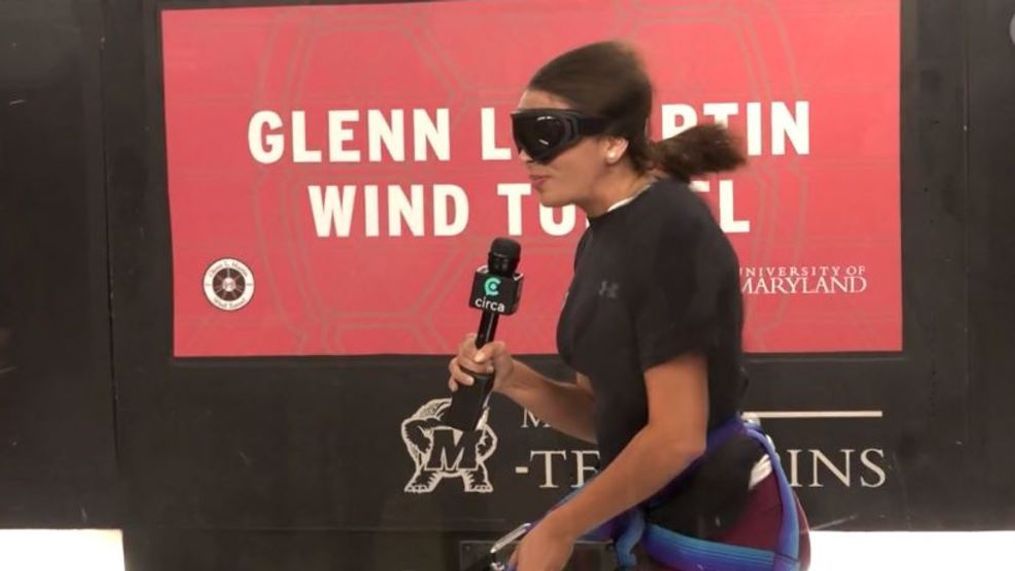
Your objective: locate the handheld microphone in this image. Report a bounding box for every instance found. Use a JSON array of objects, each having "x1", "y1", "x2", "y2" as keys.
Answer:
[{"x1": 442, "y1": 237, "x2": 524, "y2": 432}]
